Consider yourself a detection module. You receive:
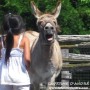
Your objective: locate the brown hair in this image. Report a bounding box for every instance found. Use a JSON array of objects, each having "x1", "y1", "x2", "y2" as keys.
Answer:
[{"x1": 3, "y1": 13, "x2": 25, "y2": 63}]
